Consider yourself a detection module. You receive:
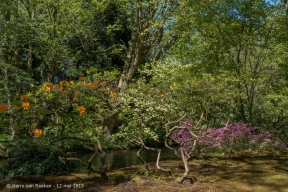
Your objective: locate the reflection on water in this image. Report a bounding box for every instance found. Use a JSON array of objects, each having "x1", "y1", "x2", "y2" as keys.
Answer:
[
  {"x1": 76, "y1": 148, "x2": 177, "y2": 170},
  {"x1": 0, "y1": 148, "x2": 177, "y2": 175}
]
